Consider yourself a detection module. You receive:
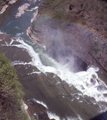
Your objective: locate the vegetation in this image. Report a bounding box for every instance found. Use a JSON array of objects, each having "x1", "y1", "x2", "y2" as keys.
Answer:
[
  {"x1": 92, "y1": 41, "x2": 100, "y2": 53},
  {"x1": 0, "y1": 52, "x2": 27, "y2": 120},
  {"x1": 39, "y1": 0, "x2": 107, "y2": 39}
]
